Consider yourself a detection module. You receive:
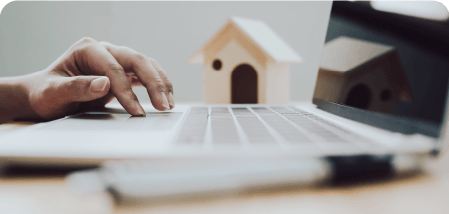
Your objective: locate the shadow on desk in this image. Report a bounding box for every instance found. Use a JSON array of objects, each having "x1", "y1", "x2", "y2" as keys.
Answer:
[{"x1": 0, "y1": 164, "x2": 98, "y2": 178}]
